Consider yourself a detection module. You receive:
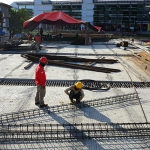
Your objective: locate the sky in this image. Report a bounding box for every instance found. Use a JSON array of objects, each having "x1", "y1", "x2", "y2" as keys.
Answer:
[{"x1": 1, "y1": 0, "x2": 33, "y2": 5}]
